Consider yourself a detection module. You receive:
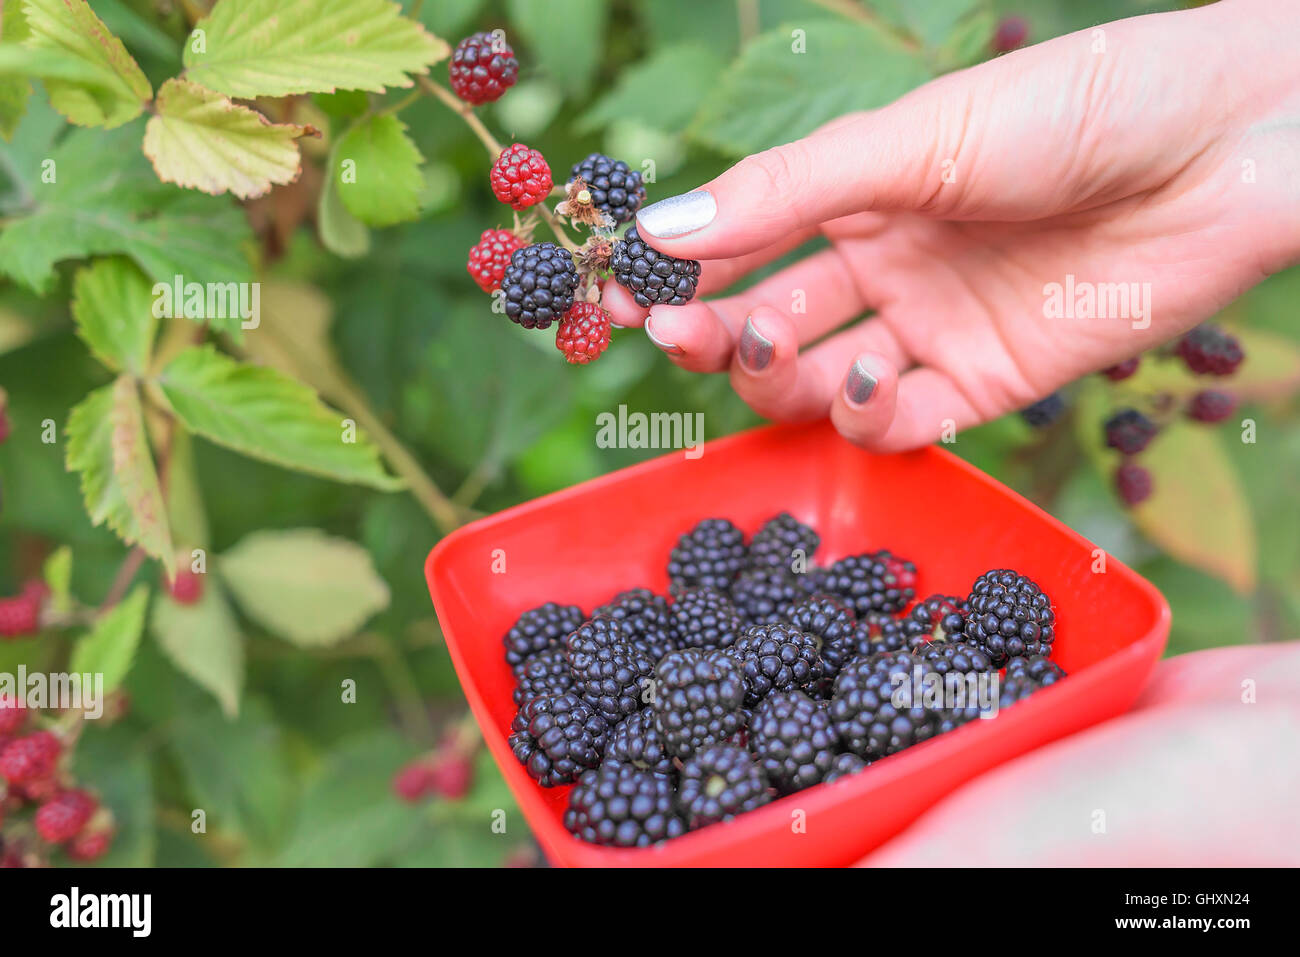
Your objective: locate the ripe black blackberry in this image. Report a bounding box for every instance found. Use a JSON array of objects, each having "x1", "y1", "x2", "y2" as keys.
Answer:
[
  {"x1": 1019, "y1": 392, "x2": 1066, "y2": 427},
  {"x1": 1187, "y1": 389, "x2": 1237, "y2": 423},
  {"x1": 819, "y1": 550, "x2": 917, "y2": 616},
  {"x1": 509, "y1": 692, "x2": 608, "y2": 787},
  {"x1": 854, "y1": 611, "x2": 929, "y2": 658},
  {"x1": 670, "y1": 586, "x2": 743, "y2": 650},
  {"x1": 565, "y1": 616, "x2": 656, "y2": 723},
  {"x1": 1005, "y1": 653, "x2": 1067, "y2": 685},
  {"x1": 650, "y1": 648, "x2": 746, "y2": 760},
  {"x1": 782, "y1": 595, "x2": 857, "y2": 683},
  {"x1": 604, "y1": 709, "x2": 674, "y2": 775},
  {"x1": 727, "y1": 622, "x2": 823, "y2": 706},
  {"x1": 829, "y1": 650, "x2": 941, "y2": 760},
  {"x1": 730, "y1": 567, "x2": 801, "y2": 625},
  {"x1": 503, "y1": 602, "x2": 585, "y2": 668},
  {"x1": 500, "y1": 242, "x2": 579, "y2": 329},
  {"x1": 823, "y1": 752, "x2": 868, "y2": 783},
  {"x1": 965, "y1": 569, "x2": 1056, "y2": 667},
  {"x1": 564, "y1": 761, "x2": 685, "y2": 847},
  {"x1": 512, "y1": 647, "x2": 575, "y2": 706},
  {"x1": 568, "y1": 153, "x2": 646, "y2": 226},
  {"x1": 1103, "y1": 408, "x2": 1159, "y2": 455},
  {"x1": 998, "y1": 672, "x2": 1048, "y2": 708},
  {"x1": 1177, "y1": 324, "x2": 1244, "y2": 376},
  {"x1": 916, "y1": 640, "x2": 996, "y2": 734},
  {"x1": 909, "y1": 594, "x2": 968, "y2": 642},
  {"x1": 595, "y1": 588, "x2": 678, "y2": 662},
  {"x1": 916, "y1": 639, "x2": 994, "y2": 676},
  {"x1": 747, "y1": 690, "x2": 841, "y2": 794},
  {"x1": 611, "y1": 226, "x2": 701, "y2": 307},
  {"x1": 677, "y1": 743, "x2": 771, "y2": 828},
  {"x1": 667, "y1": 518, "x2": 747, "y2": 593},
  {"x1": 746, "y1": 512, "x2": 820, "y2": 571}
]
